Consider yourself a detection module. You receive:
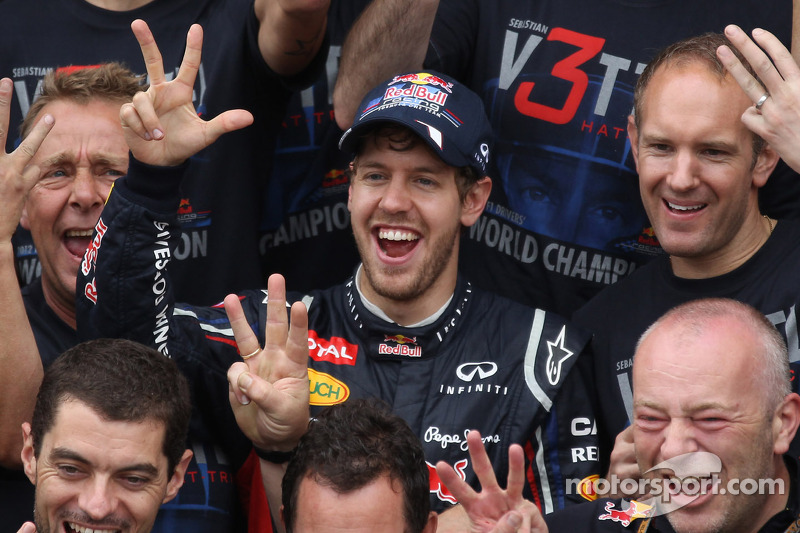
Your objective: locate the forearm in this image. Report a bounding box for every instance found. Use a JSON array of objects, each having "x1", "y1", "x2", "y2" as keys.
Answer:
[
  {"x1": 260, "y1": 458, "x2": 289, "y2": 533},
  {"x1": 76, "y1": 156, "x2": 184, "y2": 351},
  {"x1": 254, "y1": 0, "x2": 329, "y2": 76},
  {"x1": 332, "y1": 0, "x2": 439, "y2": 129},
  {"x1": 0, "y1": 242, "x2": 41, "y2": 468}
]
